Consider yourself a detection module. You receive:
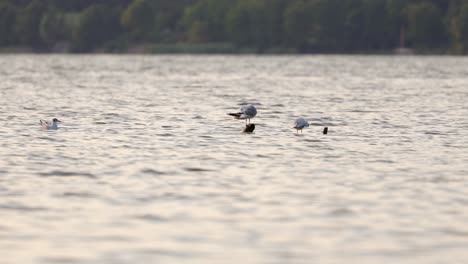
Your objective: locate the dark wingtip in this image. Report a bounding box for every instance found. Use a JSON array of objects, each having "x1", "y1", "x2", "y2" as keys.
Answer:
[{"x1": 323, "y1": 127, "x2": 328, "y2": 135}]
